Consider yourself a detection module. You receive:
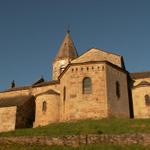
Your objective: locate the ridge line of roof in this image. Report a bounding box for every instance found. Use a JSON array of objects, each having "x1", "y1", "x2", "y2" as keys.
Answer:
[
  {"x1": 72, "y1": 47, "x2": 122, "y2": 62},
  {"x1": 133, "y1": 81, "x2": 150, "y2": 89},
  {"x1": 130, "y1": 71, "x2": 150, "y2": 79},
  {"x1": 130, "y1": 71, "x2": 150, "y2": 74},
  {"x1": 35, "y1": 89, "x2": 60, "y2": 97},
  {"x1": 0, "y1": 80, "x2": 60, "y2": 93}
]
